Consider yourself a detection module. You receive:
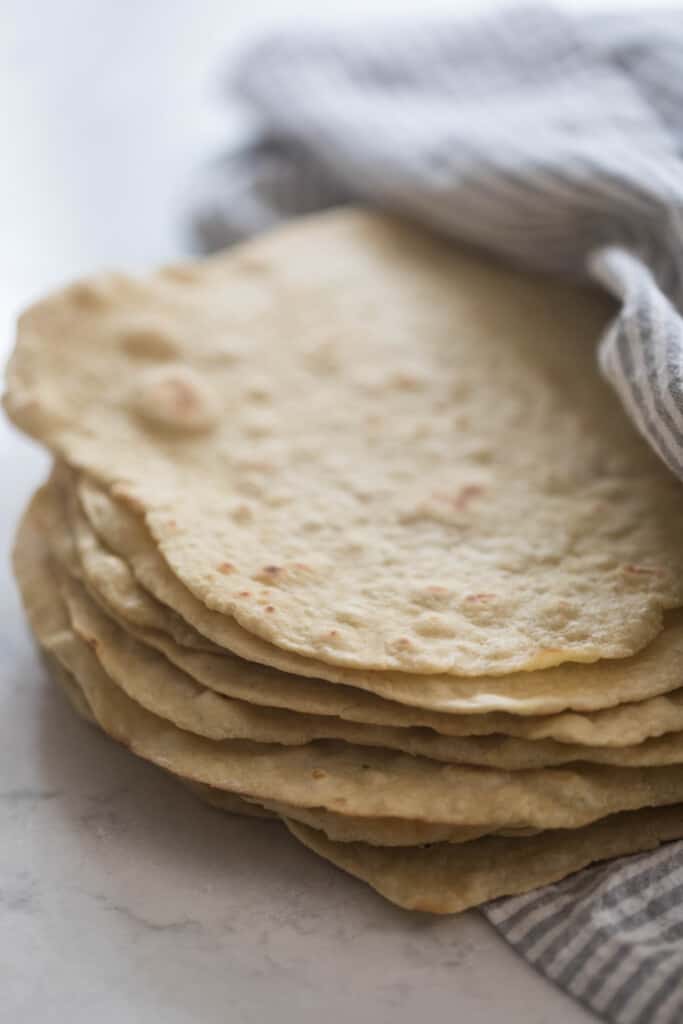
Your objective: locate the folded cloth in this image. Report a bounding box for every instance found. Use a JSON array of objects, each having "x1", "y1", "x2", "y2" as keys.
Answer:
[{"x1": 193, "y1": 7, "x2": 683, "y2": 1021}]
